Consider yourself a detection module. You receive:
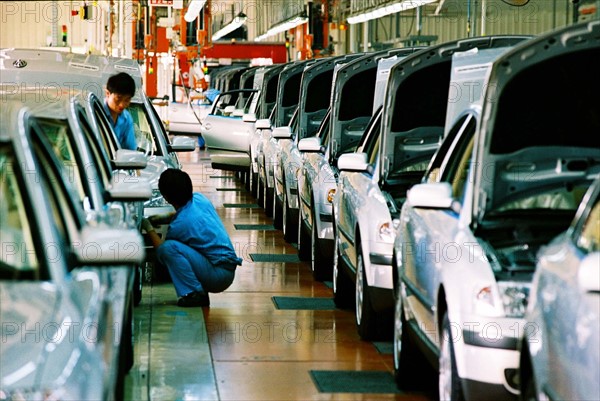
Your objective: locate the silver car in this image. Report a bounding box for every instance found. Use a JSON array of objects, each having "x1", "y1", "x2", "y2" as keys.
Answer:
[
  {"x1": 298, "y1": 48, "x2": 418, "y2": 284},
  {"x1": 0, "y1": 49, "x2": 196, "y2": 227},
  {"x1": 520, "y1": 176, "x2": 600, "y2": 401},
  {"x1": 0, "y1": 101, "x2": 145, "y2": 400},
  {"x1": 393, "y1": 22, "x2": 600, "y2": 400},
  {"x1": 275, "y1": 54, "x2": 363, "y2": 243},
  {"x1": 262, "y1": 60, "x2": 316, "y2": 228},
  {"x1": 333, "y1": 37, "x2": 528, "y2": 341}
]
